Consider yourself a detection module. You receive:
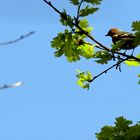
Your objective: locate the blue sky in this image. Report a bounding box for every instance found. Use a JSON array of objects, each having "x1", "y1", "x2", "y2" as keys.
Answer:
[{"x1": 0, "y1": 0, "x2": 140, "y2": 140}]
